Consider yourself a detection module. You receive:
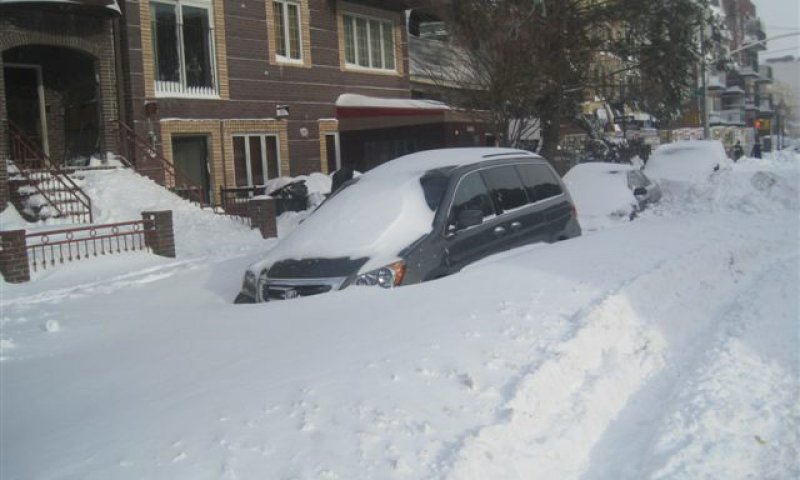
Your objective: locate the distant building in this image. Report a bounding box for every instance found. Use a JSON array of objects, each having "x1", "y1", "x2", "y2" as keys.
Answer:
[
  {"x1": 765, "y1": 56, "x2": 800, "y2": 139},
  {"x1": 704, "y1": 0, "x2": 774, "y2": 146}
]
